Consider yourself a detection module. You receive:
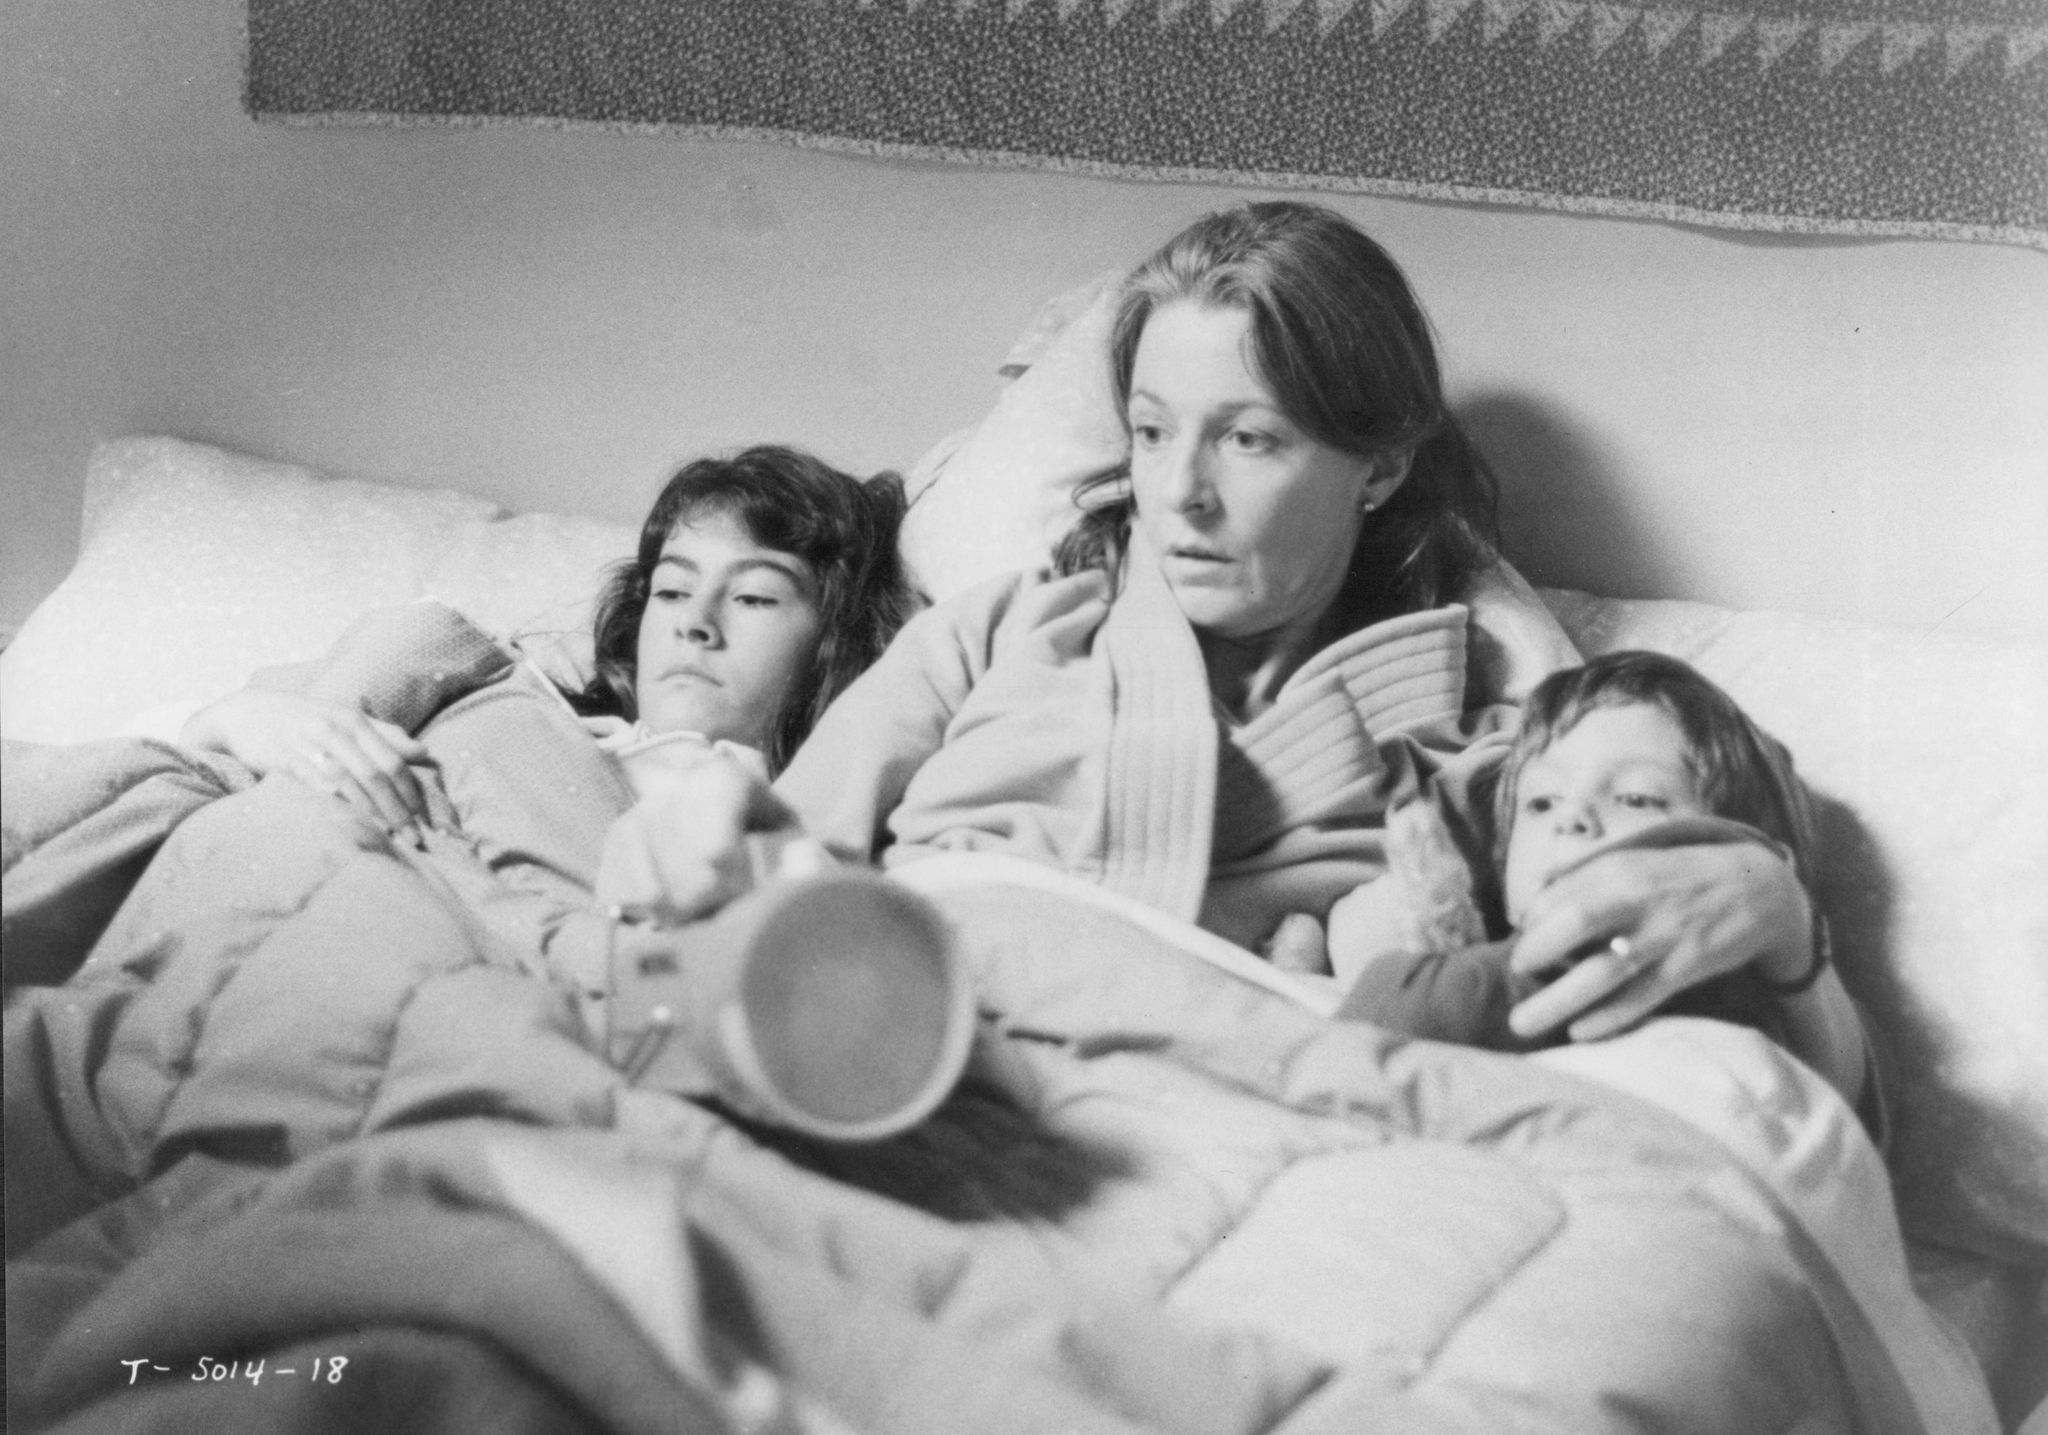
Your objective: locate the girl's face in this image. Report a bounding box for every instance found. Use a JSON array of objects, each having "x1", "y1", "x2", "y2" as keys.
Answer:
[
  {"x1": 1502, "y1": 703, "x2": 1712, "y2": 922},
  {"x1": 1126, "y1": 301, "x2": 1405, "y2": 642},
  {"x1": 633, "y1": 508, "x2": 824, "y2": 751}
]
